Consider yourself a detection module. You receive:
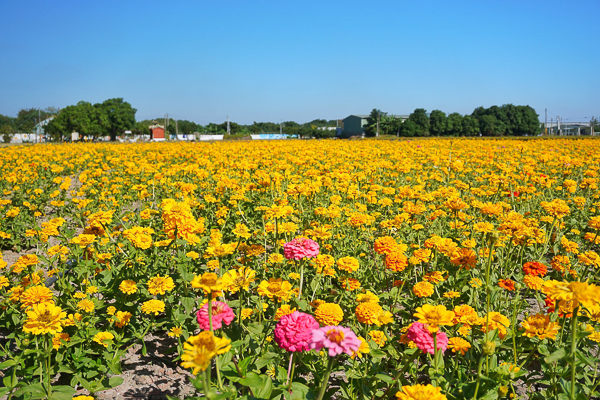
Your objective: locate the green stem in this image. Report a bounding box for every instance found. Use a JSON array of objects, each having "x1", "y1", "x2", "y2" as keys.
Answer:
[
  {"x1": 570, "y1": 306, "x2": 579, "y2": 400},
  {"x1": 316, "y1": 357, "x2": 336, "y2": 400},
  {"x1": 472, "y1": 356, "x2": 485, "y2": 400},
  {"x1": 297, "y1": 261, "x2": 305, "y2": 300}
]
